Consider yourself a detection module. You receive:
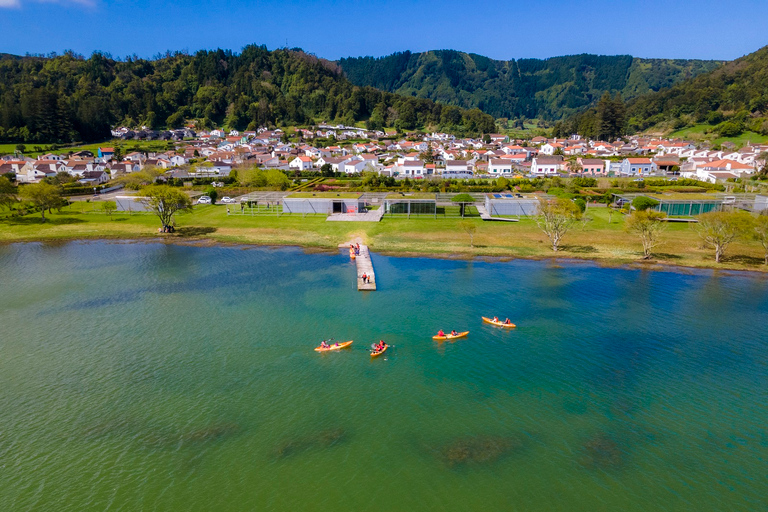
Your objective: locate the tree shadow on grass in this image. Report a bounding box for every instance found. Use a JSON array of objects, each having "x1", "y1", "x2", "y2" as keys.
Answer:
[
  {"x1": 6, "y1": 216, "x2": 85, "y2": 226},
  {"x1": 175, "y1": 226, "x2": 217, "y2": 237},
  {"x1": 560, "y1": 245, "x2": 598, "y2": 254},
  {"x1": 652, "y1": 252, "x2": 683, "y2": 260},
  {"x1": 721, "y1": 254, "x2": 766, "y2": 266}
]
